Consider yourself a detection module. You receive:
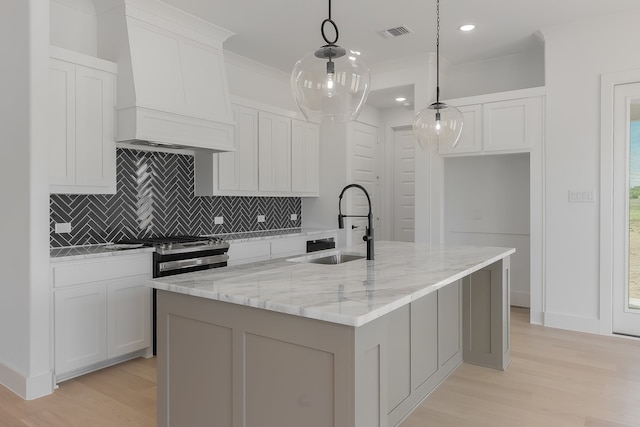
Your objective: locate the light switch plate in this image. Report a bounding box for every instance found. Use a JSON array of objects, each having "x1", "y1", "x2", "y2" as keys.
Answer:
[
  {"x1": 257, "y1": 215, "x2": 266, "y2": 223},
  {"x1": 214, "y1": 216, "x2": 224, "y2": 225},
  {"x1": 290, "y1": 213, "x2": 298, "y2": 221},
  {"x1": 55, "y1": 222, "x2": 72, "y2": 233}
]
